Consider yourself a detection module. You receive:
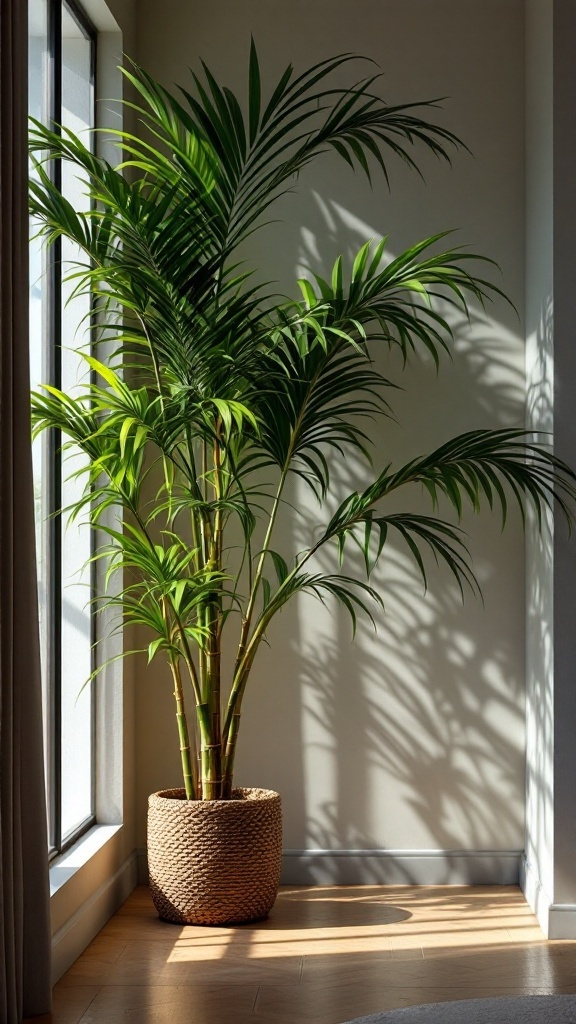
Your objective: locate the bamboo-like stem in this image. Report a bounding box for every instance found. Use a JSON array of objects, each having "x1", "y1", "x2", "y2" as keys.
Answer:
[
  {"x1": 213, "y1": 425, "x2": 224, "y2": 565},
  {"x1": 199, "y1": 737, "x2": 222, "y2": 799},
  {"x1": 202, "y1": 438, "x2": 209, "y2": 503},
  {"x1": 185, "y1": 424, "x2": 210, "y2": 567},
  {"x1": 125, "y1": 507, "x2": 204, "y2": 712},
  {"x1": 196, "y1": 597, "x2": 222, "y2": 798},
  {"x1": 138, "y1": 316, "x2": 180, "y2": 509},
  {"x1": 190, "y1": 506, "x2": 200, "y2": 575},
  {"x1": 198, "y1": 643, "x2": 208, "y2": 705},
  {"x1": 221, "y1": 709, "x2": 242, "y2": 798},
  {"x1": 201, "y1": 426, "x2": 224, "y2": 798},
  {"x1": 196, "y1": 751, "x2": 202, "y2": 799},
  {"x1": 169, "y1": 657, "x2": 196, "y2": 800},
  {"x1": 204, "y1": 598, "x2": 222, "y2": 798},
  {"x1": 222, "y1": 538, "x2": 319, "y2": 758},
  {"x1": 228, "y1": 465, "x2": 289, "y2": 715},
  {"x1": 225, "y1": 357, "x2": 329, "y2": 751},
  {"x1": 195, "y1": 689, "x2": 219, "y2": 799},
  {"x1": 130, "y1": 324, "x2": 211, "y2": 747},
  {"x1": 196, "y1": 436, "x2": 214, "y2": 730},
  {"x1": 171, "y1": 605, "x2": 203, "y2": 708},
  {"x1": 226, "y1": 446, "x2": 254, "y2": 595}
]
